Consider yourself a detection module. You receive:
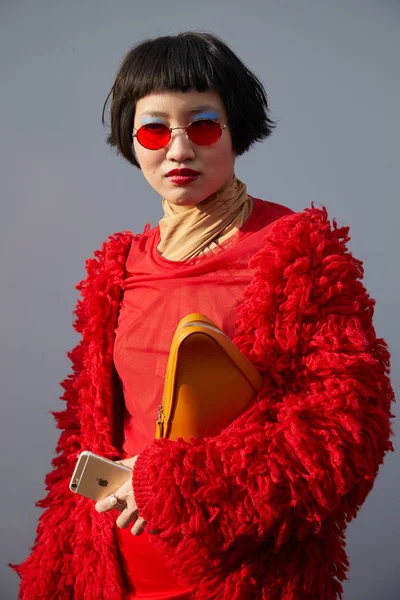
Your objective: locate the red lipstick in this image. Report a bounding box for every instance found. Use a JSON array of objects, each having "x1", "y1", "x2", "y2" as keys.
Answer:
[
  {"x1": 166, "y1": 168, "x2": 200, "y2": 176},
  {"x1": 166, "y1": 168, "x2": 200, "y2": 186}
]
